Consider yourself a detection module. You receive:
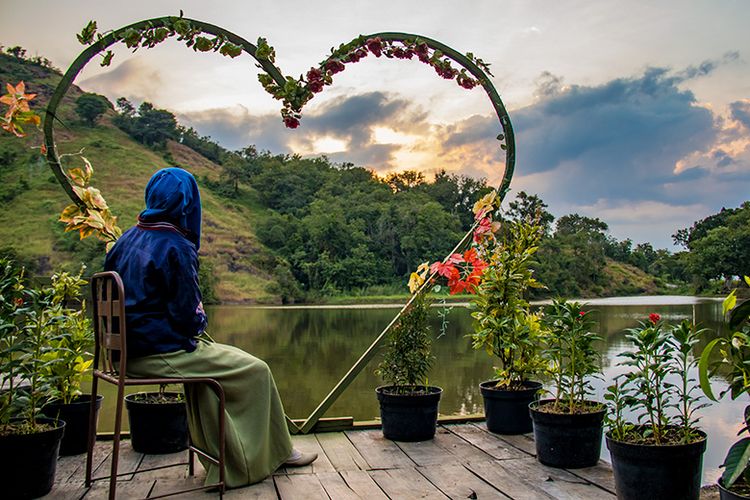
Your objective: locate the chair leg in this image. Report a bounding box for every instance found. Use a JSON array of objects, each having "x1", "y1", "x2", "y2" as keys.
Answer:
[
  {"x1": 188, "y1": 447, "x2": 195, "y2": 477},
  {"x1": 85, "y1": 376, "x2": 100, "y2": 487},
  {"x1": 109, "y1": 384, "x2": 126, "y2": 500}
]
